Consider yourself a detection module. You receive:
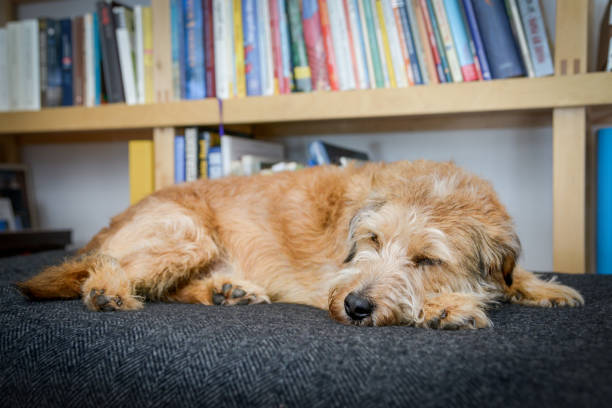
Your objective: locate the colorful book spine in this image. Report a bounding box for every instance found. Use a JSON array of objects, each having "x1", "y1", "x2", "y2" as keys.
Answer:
[
  {"x1": 84, "y1": 14, "x2": 96, "y2": 107},
  {"x1": 373, "y1": 0, "x2": 392, "y2": 87},
  {"x1": 269, "y1": 0, "x2": 284, "y2": 93},
  {"x1": 46, "y1": 19, "x2": 63, "y2": 106},
  {"x1": 397, "y1": 1, "x2": 423, "y2": 85},
  {"x1": 426, "y1": 0, "x2": 451, "y2": 82},
  {"x1": 357, "y1": 0, "x2": 376, "y2": 88},
  {"x1": 213, "y1": 0, "x2": 230, "y2": 98},
  {"x1": 470, "y1": 0, "x2": 524, "y2": 79},
  {"x1": 303, "y1": 0, "x2": 330, "y2": 91},
  {"x1": 461, "y1": 0, "x2": 491, "y2": 80},
  {"x1": 233, "y1": 0, "x2": 246, "y2": 96},
  {"x1": 327, "y1": 1, "x2": 354, "y2": 90},
  {"x1": 517, "y1": 0, "x2": 553, "y2": 77},
  {"x1": 318, "y1": 0, "x2": 340, "y2": 91},
  {"x1": 60, "y1": 18, "x2": 73, "y2": 106},
  {"x1": 287, "y1": 0, "x2": 312, "y2": 92},
  {"x1": 391, "y1": 4, "x2": 413, "y2": 86},
  {"x1": 170, "y1": 0, "x2": 185, "y2": 100},
  {"x1": 257, "y1": 1, "x2": 274, "y2": 95},
  {"x1": 343, "y1": 0, "x2": 365, "y2": 89},
  {"x1": 203, "y1": 0, "x2": 216, "y2": 97},
  {"x1": 597, "y1": 128, "x2": 612, "y2": 274},
  {"x1": 443, "y1": 0, "x2": 477, "y2": 81},
  {"x1": 174, "y1": 134, "x2": 186, "y2": 184},
  {"x1": 359, "y1": 0, "x2": 383, "y2": 88},
  {"x1": 142, "y1": 7, "x2": 154, "y2": 103},
  {"x1": 411, "y1": 0, "x2": 435, "y2": 84},
  {"x1": 242, "y1": 0, "x2": 261, "y2": 96},
  {"x1": 183, "y1": 0, "x2": 206, "y2": 99},
  {"x1": 278, "y1": 0, "x2": 294, "y2": 91},
  {"x1": 227, "y1": 1, "x2": 237, "y2": 97},
  {"x1": 506, "y1": 0, "x2": 534, "y2": 77},
  {"x1": 381, "y1": 0, "x2": 406, "y2": 87},
  {"x1": 417, "y1": 0, "x2": 444, "y2": 82},
  {"x1": 432, "y1": 0, "x2": 462, "y2": 82}
]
